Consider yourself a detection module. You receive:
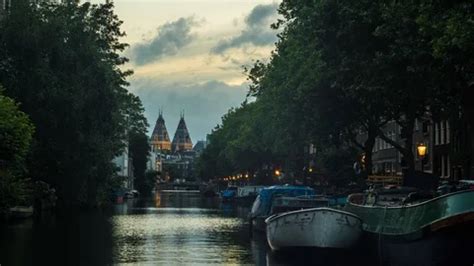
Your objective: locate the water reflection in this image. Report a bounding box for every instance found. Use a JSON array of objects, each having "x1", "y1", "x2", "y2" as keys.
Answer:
[
  {"x1": 0, "y1": 210, "x2": 114, "y2": 266},
  {"x1": 0, "y1": 191, "x2": 372, "y2": 265},
  {"x1": 112, "y1": 192, "x2": 253, "y2": 264}
]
